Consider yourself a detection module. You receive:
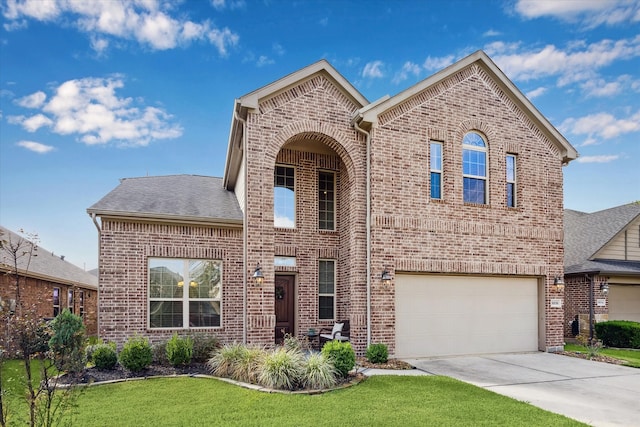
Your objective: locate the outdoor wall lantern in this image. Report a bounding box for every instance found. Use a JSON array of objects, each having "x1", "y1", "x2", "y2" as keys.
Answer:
[
  {"x1": 381, "y1": 266, "x2": 393, "y2": 288},
  {"x1": 600, "y1": 281, "x2": 609, "y2": 296},
  {"x1": 553, "y1": 276, "x2": 565, "y2": 292},
  {"x1": 253, "y1": 263, "x2": 264, "y2": 286}
]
